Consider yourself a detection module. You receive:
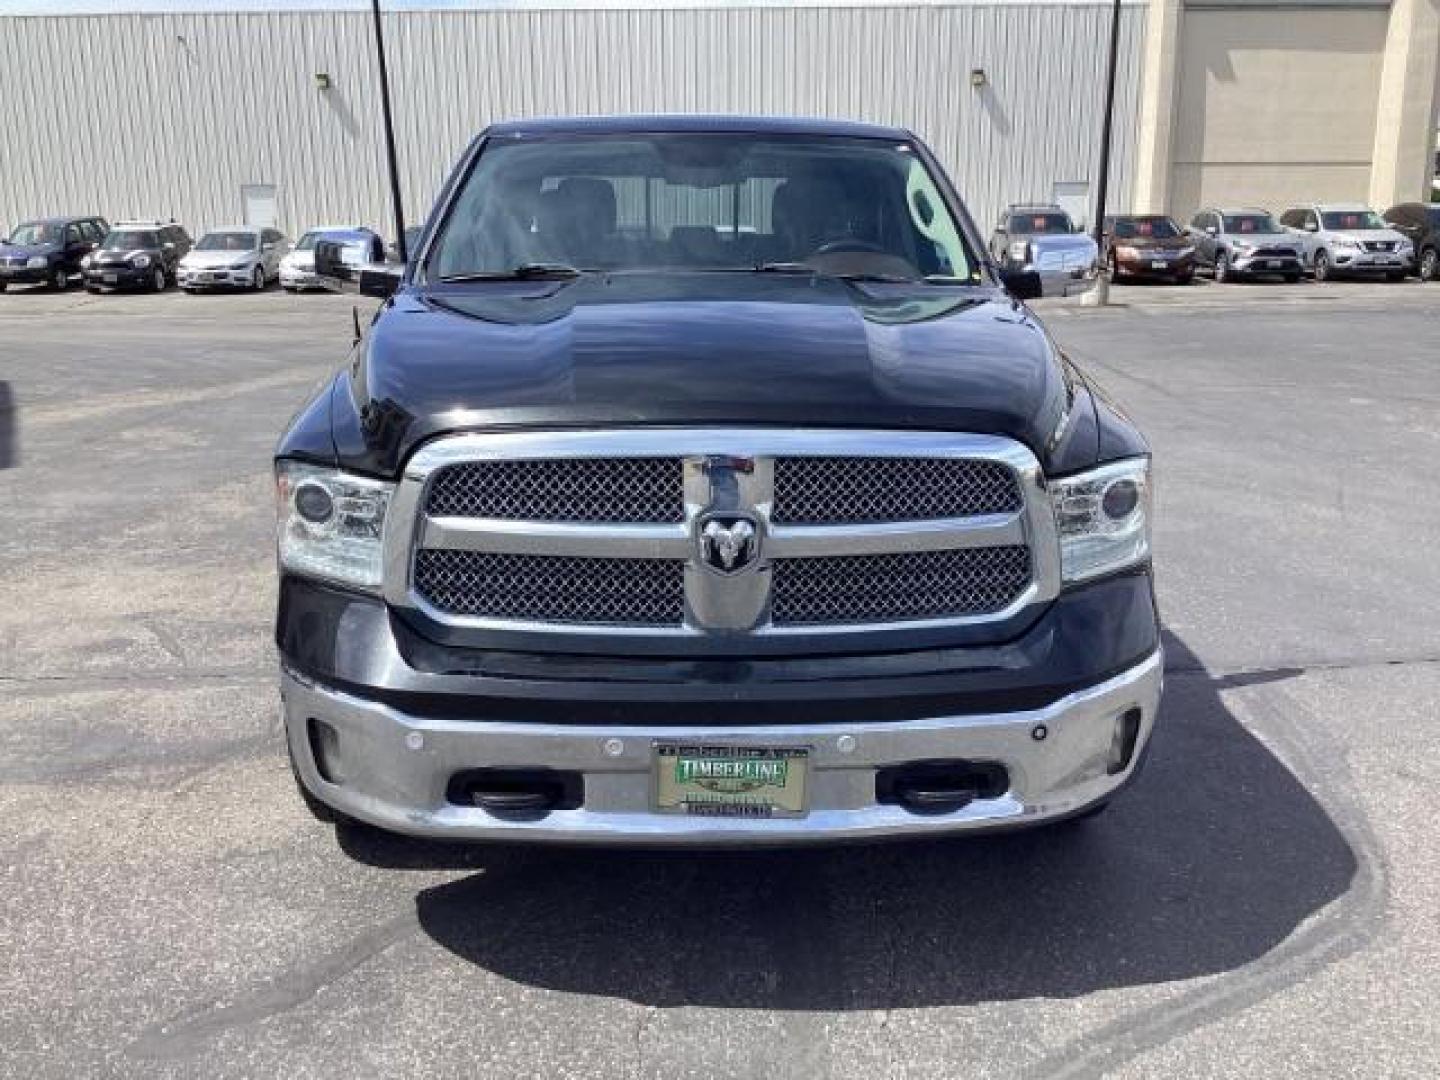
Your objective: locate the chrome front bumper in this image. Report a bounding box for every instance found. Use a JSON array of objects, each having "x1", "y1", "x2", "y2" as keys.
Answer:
[{"x1": 284, "y1": 649, "x2": 1163, "y2": 846}]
